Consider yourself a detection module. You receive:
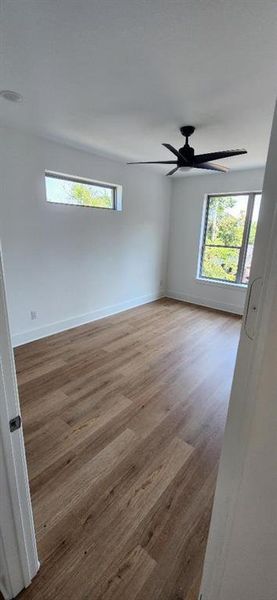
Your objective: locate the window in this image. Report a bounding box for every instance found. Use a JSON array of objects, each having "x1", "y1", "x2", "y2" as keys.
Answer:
[
  {"x1": 199, "y1": 192, "x2": 261, "y2": 285},
  {"x1": 45, "y1": 171, "x2": 118, "y2": 209}
]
